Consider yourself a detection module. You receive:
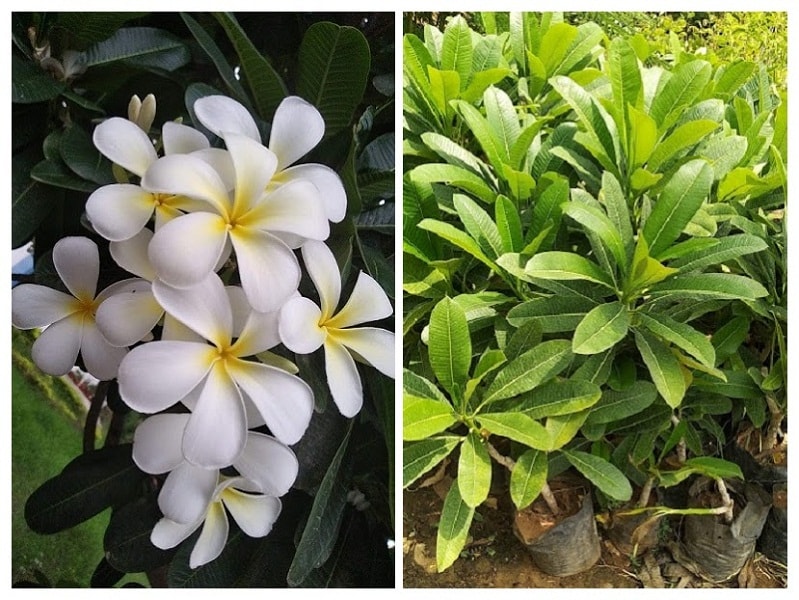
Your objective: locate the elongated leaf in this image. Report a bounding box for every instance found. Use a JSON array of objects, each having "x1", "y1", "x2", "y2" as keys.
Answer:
[
  {"x1": 484, "y1": 86, "x2": 520, "y2": 164},
  {"x1": 506, "y1": 295, "x2": 598, "y2": 333},
  {"x1": 539, "y1": 23, "x2": 578, "y2": 76},
  {"x1": 711, "y1": 316, "x2": 750, "y2": 363},
  {"x1": 700, "y1": 135, "x2": 748, "y2": 181},
  {"x1": 627, "y1": 105, "x2": 657, "y2": 169},
  {"x1": 608, "y1": 36, "x2": 642, "y2": 151},
  {"x1": 520, "y1": 379, "x2": 601, "y2": 419},
  {"x1": 453, "y1": 99, "x2": 505, "y2": 173},
  {"x1": 403, "y1": 436, "x2": 463, "y2": 487},
  {"x1": 553, "y1": 22, "x2": 603, "y2": 76},
  {"x1": 546, "y1": 411, "x2": 588, "y2": 450},
  {"x1": 83, "y1": 26, "x2": 190, "y2": 71},
  {"x1": 572, "y1": 301, "x2": 629, "y2": 355},
  {"x1": 460, "y1": 67, "x2": 513, "y2": 104},
  {"x1": 60, "y1": 125, "x2": 115, "y2": 185},
  {"x1": 694, "y1": 371, "x2": 762, "y2": 399},
  {"x1": 483, "y1": 339, "x2": 572, "y2": 403},
  {"x1": 529, "y1": 176, "x2": 568, "y2": 250},
  {"x1": 638, "y1": 312, "x2": 715, "y2": 368},
  {"x1": 440, "y1": 15, "x2": 473, "y2": 89},
  {"x1": 30, "y1": 159, "x2": 98, "y2": 193},
  {"x1": 647, "y1": 119, "x2": 720, "y2": 172},
  {"x1": 600, "y1": 171, "x2": 634, "y2": 259},
  {"x1": 585, "y1": 380, "x2": 657, "y2": 425},
  {"x1": 12, "y1": 54, "x2": 65, "y2": 103},
  {"x1": 458, "y1": 432, "x2": 492, "y2": 508},
  {"x1": 714, "y1": 60, "x2": 756, "y2": 99},
  {"x1": 495, "y1": 195, "x2": 523, "y2": 253},
  {"x1": 634, "y1": 330, "x2": 686, "y2": 408},
  {"x1": 104, "y1": 494, "x2": 174, "y2": 572},
  {"x1": 297, "y1": 22, "x2": 369, "y2": 138},
  {"x1": 648, "y1": 273, "x2": 768, "y2": 301},
  {"x1": 437, "y1": 481, "x2": 475, "y2": 572},
  {"x1": 404, "y1": 173, "x2": 441, "y2": 261},
  {"x1": 12, "y1": 144, "x2": 58, "y2": 247},
  {"x1": 410, "y1": 163, "x2": 497, "y2": 204},
  {"x1": 670, "y1": 234, "x2": 767, "y2": 273},
  {"x1": 477, "y1": 413, "x2": 550, "y2": 450},
  {"x1": 563, "y1": 203, "x2": 626, "y2": 273},
  {"x1": 562, "y1": 450, "x2": 632, "y2": 501},
  {"x1": 572, "y1": 348, "x2": 615, "y2": 385},
  {"x1": 643, "y1": 159, "x2": 713, "y2": 257},
  {"x1": 404, "y1": 369, "x2": 448, "y2": 403},
  {"x1": 215, "y1": 13, "x2": 287, "y2": 121},
  {"x1": 649, "y1": 60, "x2": 712, "y2": 130},
  {"x1": 421, "y1": 132, "x2": 490, "y2": 176},
  {"x1": 418, "y1": 219, "x2": 496, "y2": 270},
  {"x1": 403, "y1": 395, "x2": 457, "y2": 441},
  {"x1": 683, "y1": 457, "x2": 743, "y2": 481},
  {"x1": 524, "y1": 252, "x2": 615, "y2": 289},
  {"x1": 428, "y1": 297, "x2": 472, "y2": 397},
  {"x1": 510, "y1": 450, "x2": 548, "y2": 509},
  {"x1": 454, "y1": 194, "x2": 504, "y2": 258}
]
